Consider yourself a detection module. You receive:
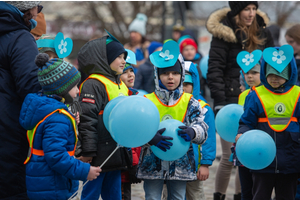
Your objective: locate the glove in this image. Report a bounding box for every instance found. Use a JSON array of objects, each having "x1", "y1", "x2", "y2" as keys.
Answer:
[
  {"x1": 149, "y1": 128, "x2": 173, "y2": 152},
  {"x1": 178, "y1": 126, "x2": 195, "y2": 142},
  {"x1": 128, "y1": 165, "x2": 141, "y2": 184}
]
